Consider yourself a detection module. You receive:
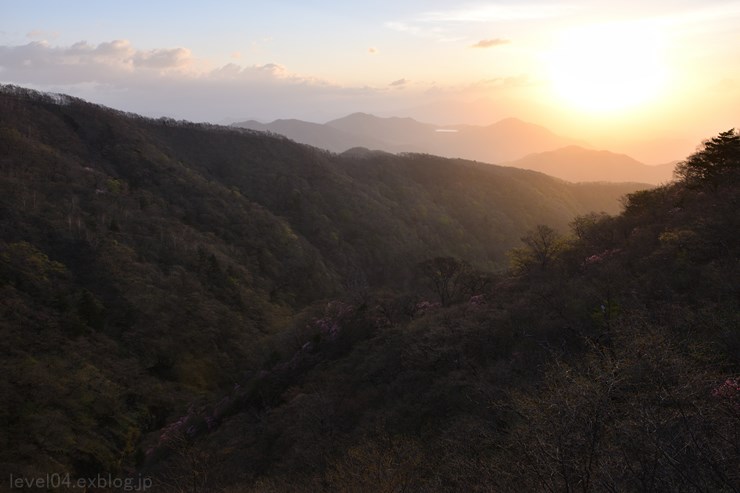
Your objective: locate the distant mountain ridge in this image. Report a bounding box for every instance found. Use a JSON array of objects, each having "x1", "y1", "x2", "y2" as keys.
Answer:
[
  {"x1": 505, "y1": 145, "x2": 676, "y2": 184},
  {"x1": 233, "y1": 112, "x2": 582, "y2": 163},
  {"x1": 236, "y1": 117, "x2": 390, "y2": 152},
  {"x1": 233, "y1": 113, "x2": 676, "y2": 183}
]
